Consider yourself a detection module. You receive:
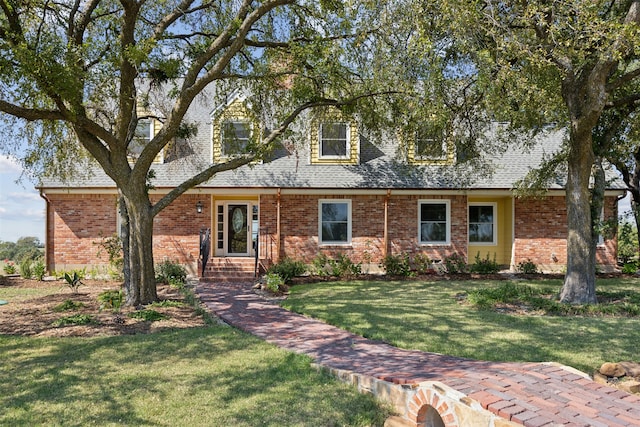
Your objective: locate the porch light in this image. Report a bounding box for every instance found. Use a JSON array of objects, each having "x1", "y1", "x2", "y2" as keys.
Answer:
[{"x1": 196, "y1": 200, "x2": 203, "y2": 214}]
